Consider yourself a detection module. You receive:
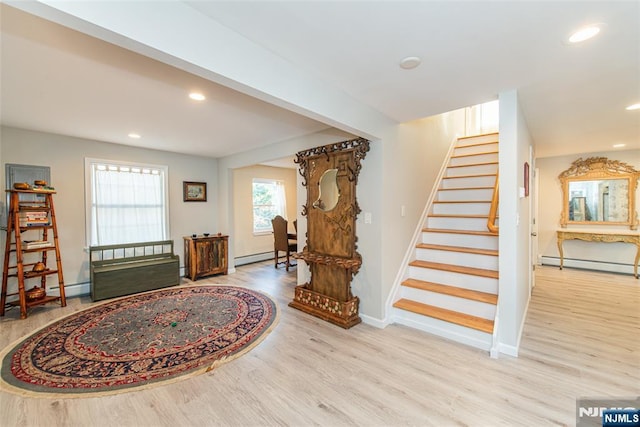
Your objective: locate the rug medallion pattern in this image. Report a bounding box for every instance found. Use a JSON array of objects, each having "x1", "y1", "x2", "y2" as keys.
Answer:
[{"x1": 0, "y1": 286, "x2": 277, "y2": 397}]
